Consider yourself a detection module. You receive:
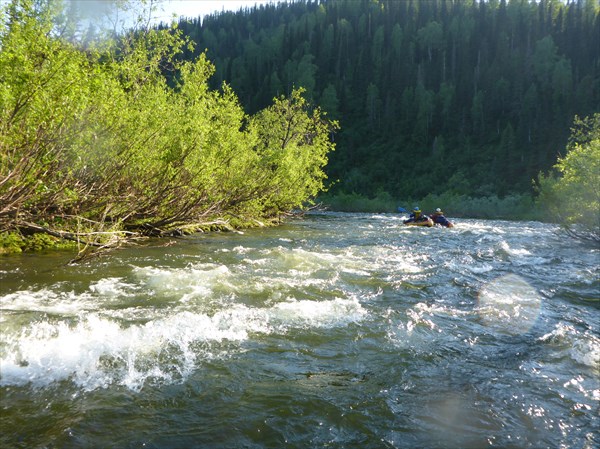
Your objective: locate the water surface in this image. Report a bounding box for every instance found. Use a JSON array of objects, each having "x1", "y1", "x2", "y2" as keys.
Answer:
[{"x1": 1, "y1": 213, "x2": 598, "y2": 448}]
